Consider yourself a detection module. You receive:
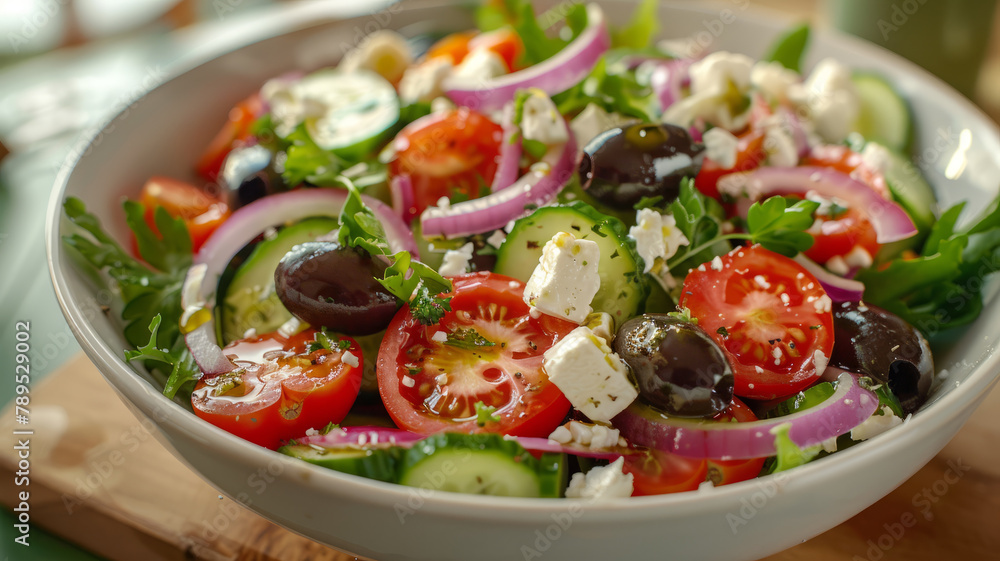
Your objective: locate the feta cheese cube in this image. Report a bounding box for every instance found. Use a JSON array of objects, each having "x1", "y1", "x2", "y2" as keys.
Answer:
[
  {"x1": 851, "y1": 406, "x2": 903, "y2": 441},
  {"x1": 628, "y1": 210, "x2": 690, "y2": 275},
  {"x1": 702, "y1": 127, "x2": 739, "y2": 169},
  {"x1": 583, "y1": 312, "x2": 615, "y2": 345},
  {"x1": 524, "y1": 232, "x2": 601, "y2": 324},
  {"x1": 663, "y1": 51, "x2": 754, "y2": 131},
  {"x1": 542, "y1": 326, "x2": 638, "y2": 421},
  {"x1": 342, "y1": 351, "x2": 360, "y2": 368},
  {"x1": 750, "y1": 60, "x2": 800, "y2": 104},
  {"x1": 520, "y1": 90, "x2": 569, "y2": 146},
  {"x1": 338, "y1": 30, "x2": 414, "y2": 84},
  {"x1": 565, "y1": 457, "x2": 634, "y2": 500},
  {"x1": 792, "y1": 58, "x2": 859, "y2": 143},
  {"x1": 399, "y1": 58, "x2": 454, "y2": 104},
  {"x1": 452, "y1": 48, "x2": 508, "y2": 83},
  {"x1": 438, "y1": 242, "x2": 475, "y2": 277}
]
